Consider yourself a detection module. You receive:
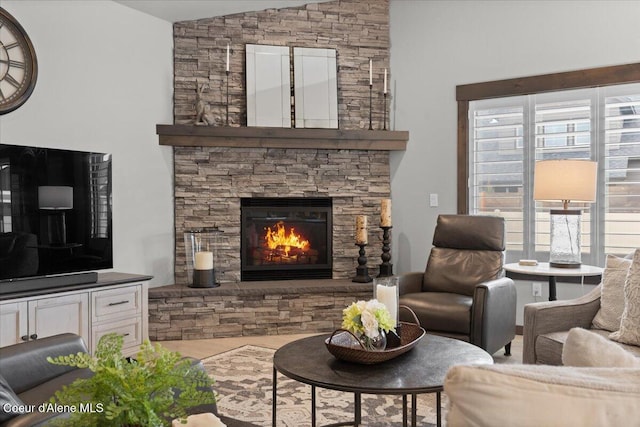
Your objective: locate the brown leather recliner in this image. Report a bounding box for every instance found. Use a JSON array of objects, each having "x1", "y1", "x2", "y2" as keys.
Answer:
[{"x1": 398, "y1": 214, "x2": 517, "y2": 356}]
